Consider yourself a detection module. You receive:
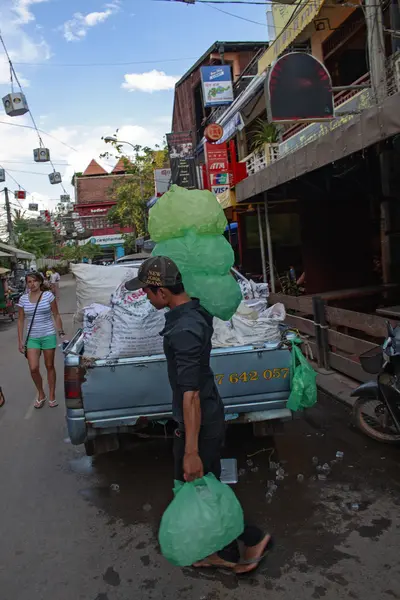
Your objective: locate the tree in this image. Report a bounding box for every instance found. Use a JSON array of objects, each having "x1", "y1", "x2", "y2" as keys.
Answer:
[
  {"x1": 101, "y1": 134, "x2": 168, "y2": 237},
  {"x1": 13, "y1": 211, "x2": 55, "y2": 257},
  {"x1": 59, "y1": 243, "x2": 102, "y2": 262}
]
